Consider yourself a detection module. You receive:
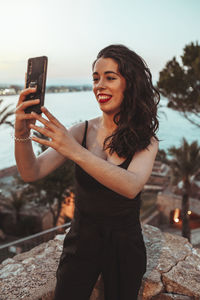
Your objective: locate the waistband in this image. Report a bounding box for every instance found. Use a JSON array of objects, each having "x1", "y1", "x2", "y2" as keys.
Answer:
[{"x1": 78, "y1": 209, "x2": 142, "y2": 234}]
